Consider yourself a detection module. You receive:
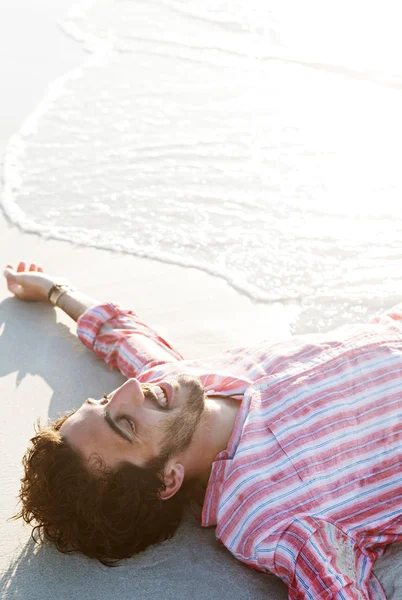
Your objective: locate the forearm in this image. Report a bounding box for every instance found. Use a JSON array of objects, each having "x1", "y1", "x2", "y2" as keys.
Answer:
[
  {"x1": 55, "y1": 289, "x2": 100, "y2": 322},
  {"x1": 31, "y1": 277, "x2": 100, "y2": 322},
  {"x1": 4, "y1": 262, "x2": 183, "y2": 375}
]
